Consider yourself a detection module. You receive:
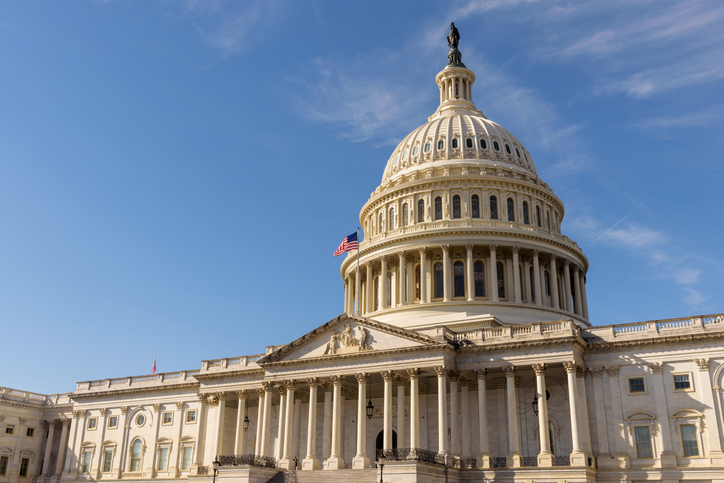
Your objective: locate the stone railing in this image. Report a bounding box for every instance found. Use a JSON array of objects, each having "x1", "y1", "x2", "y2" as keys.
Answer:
[
  {"x1": 583, "y1": 313, "x2": 724, "y2": 344},
  {"x1": 76, "y1": 370, "x2": 199, "y2": 392},
  {"x1": 435, "y1": 319, "x2": 580, "y2": 347},
  {"x1": 201, "y1": 354, "x2": 266, "y2": 373},
  {"x1": 217, "y1": 454, "x2": 276, "y2": 469},
  {"x1": 377, "y1": 448, "x2": 446, "y2": 466},
  {"x1": 0, "y1": 387, "x2": 71, "y2": 406}
]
